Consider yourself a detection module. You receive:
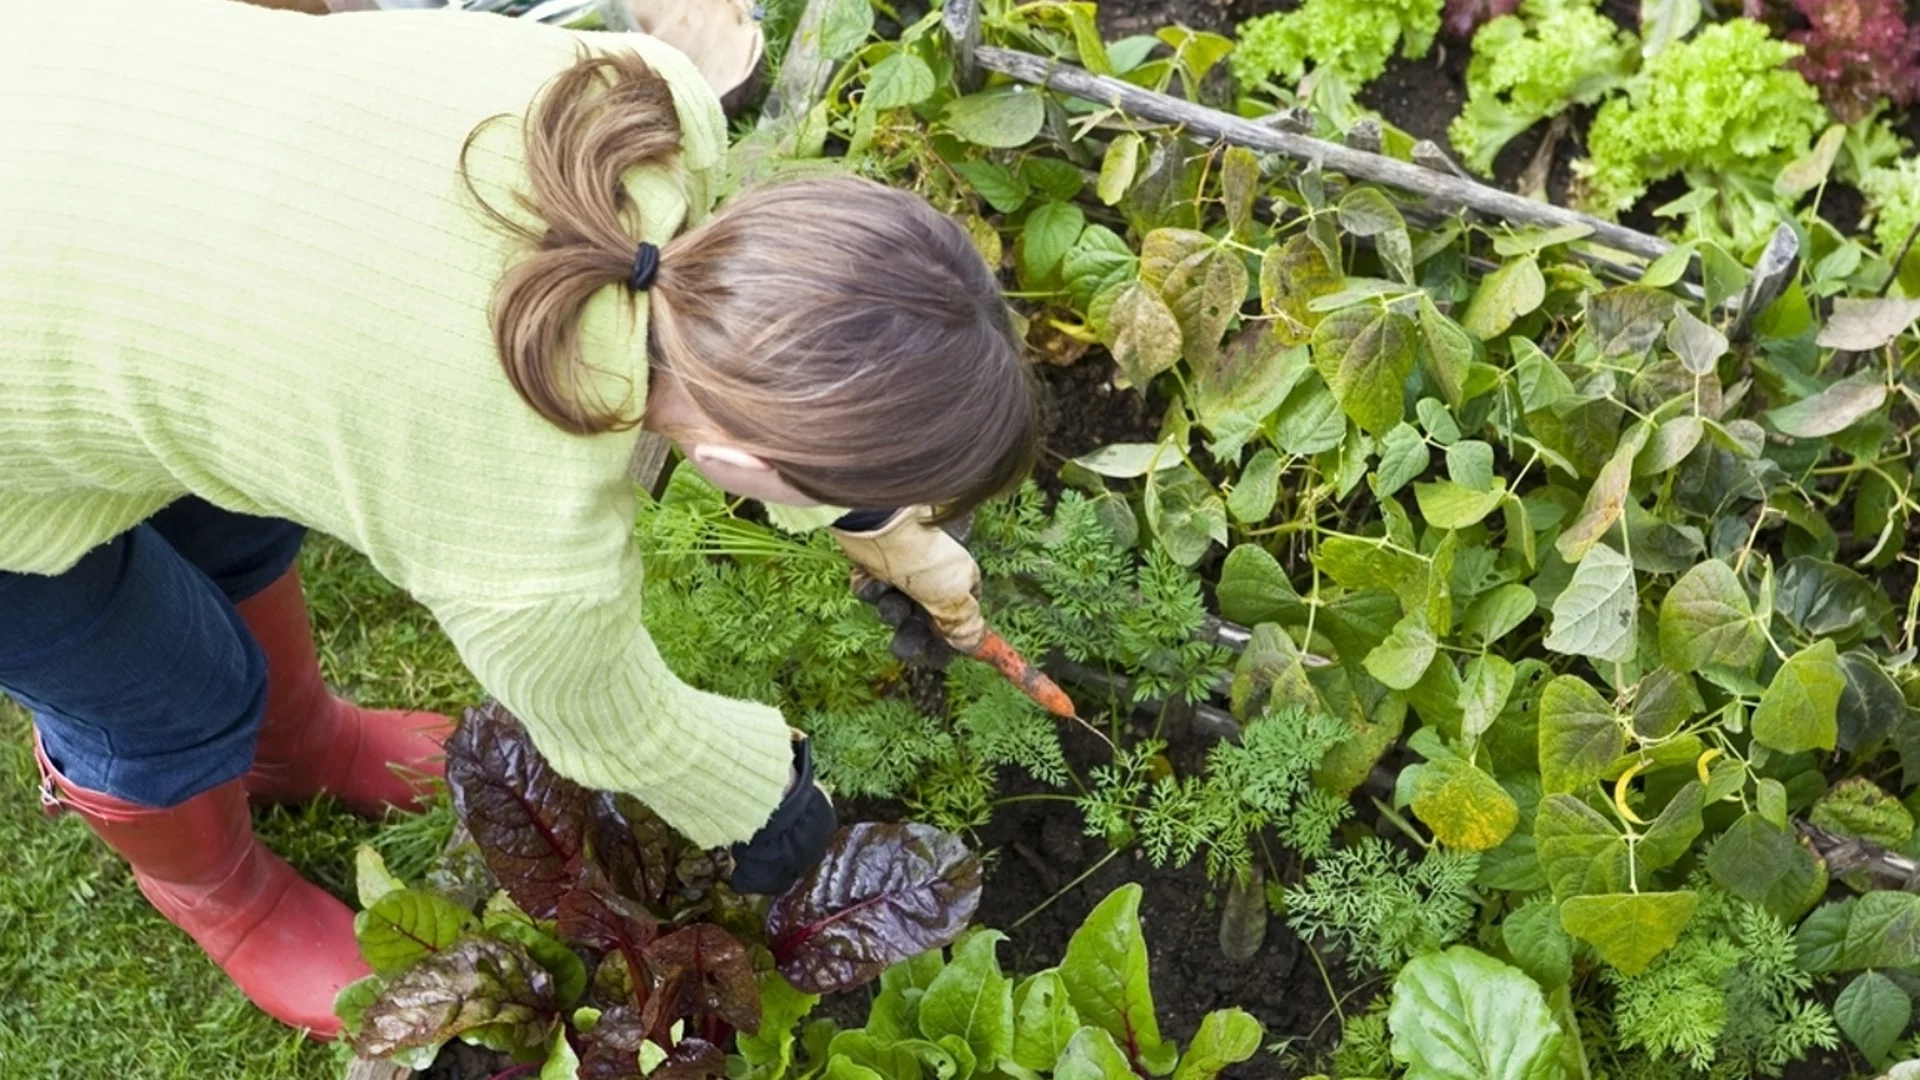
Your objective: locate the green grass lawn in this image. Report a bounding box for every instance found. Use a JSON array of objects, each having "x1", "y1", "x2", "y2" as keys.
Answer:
[{"x1": 0, "y1": 537, "x2": 481, "y2": 1079}]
